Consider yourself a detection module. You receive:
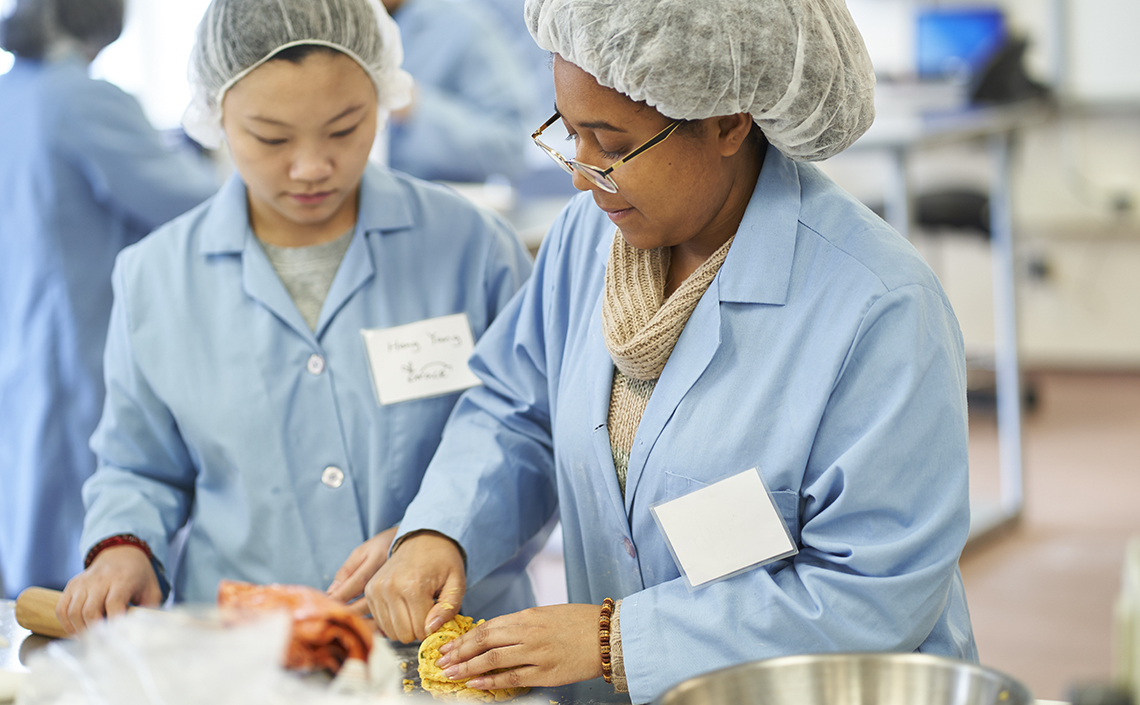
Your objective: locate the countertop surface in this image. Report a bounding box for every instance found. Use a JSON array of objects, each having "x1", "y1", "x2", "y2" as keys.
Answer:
[
  {"x1": 0, "y1": 600, "x2": 1070, "y2": 705},
  {"x1": 0, "y1": 600, "x2": 51, "y2": 674}
]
